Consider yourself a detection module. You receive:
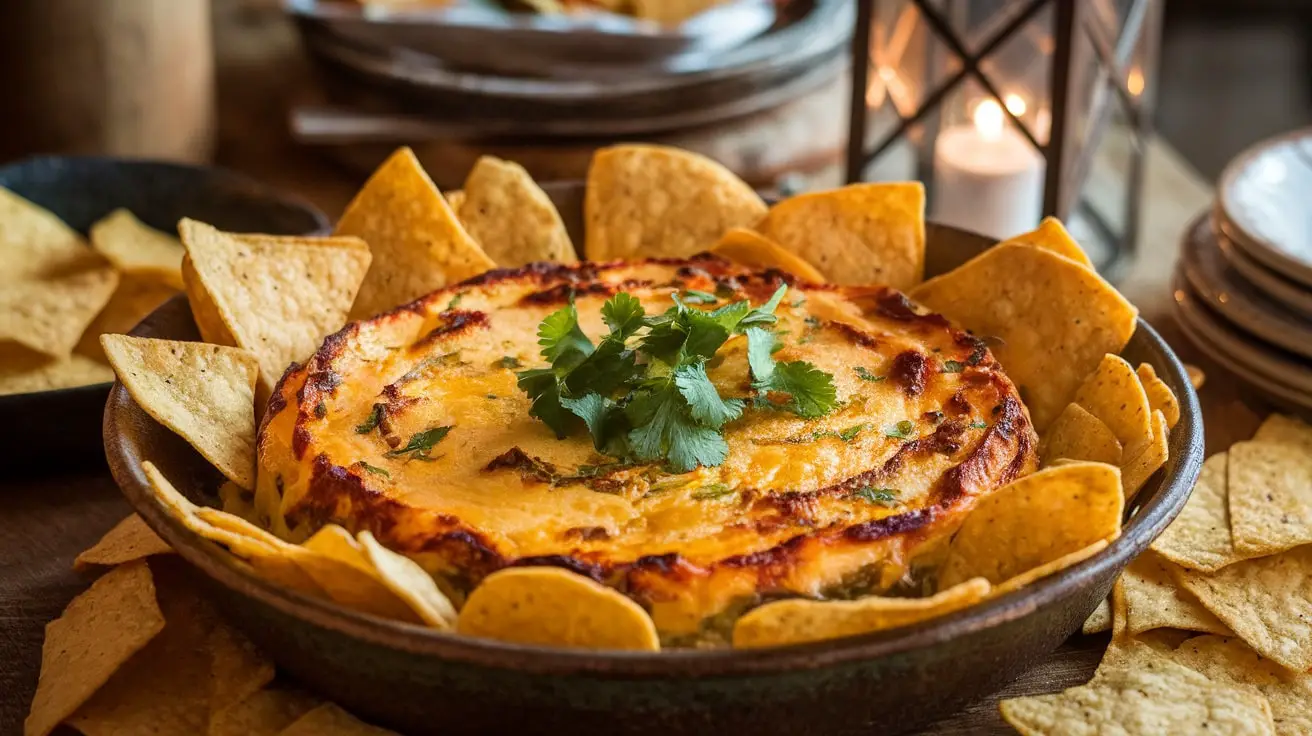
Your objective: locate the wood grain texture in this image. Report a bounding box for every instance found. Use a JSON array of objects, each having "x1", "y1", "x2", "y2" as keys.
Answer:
[{"x1": 0, "y1": 3, "x2": 1249, "y2": 735}]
